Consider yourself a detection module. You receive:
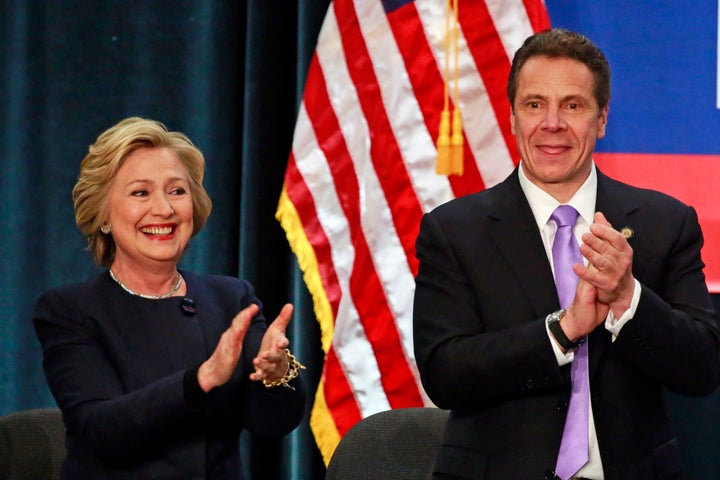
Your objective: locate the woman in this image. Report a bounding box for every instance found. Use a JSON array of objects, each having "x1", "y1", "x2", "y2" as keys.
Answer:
[{"x1": 33, "y1": 117, "x2": 306, "y2": 479}]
